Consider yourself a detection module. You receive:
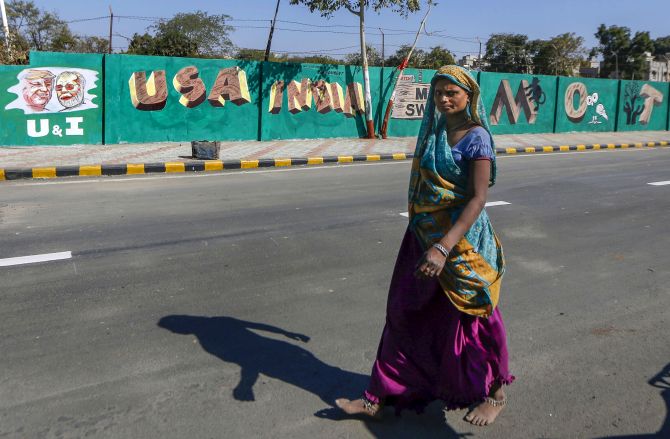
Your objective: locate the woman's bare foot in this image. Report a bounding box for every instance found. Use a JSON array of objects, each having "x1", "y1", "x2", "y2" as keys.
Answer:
[
  {"x1": 335, "y1": 397, "x2": 383, "y2": 419},
  {"x1": 463, "y1": 386, "x2": 506, "y2": 426}
]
